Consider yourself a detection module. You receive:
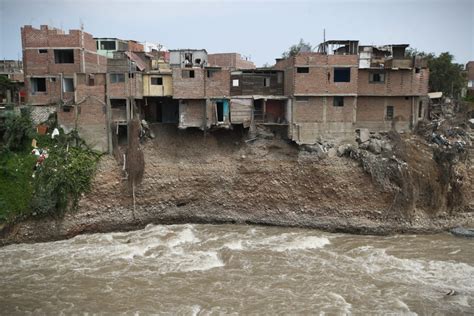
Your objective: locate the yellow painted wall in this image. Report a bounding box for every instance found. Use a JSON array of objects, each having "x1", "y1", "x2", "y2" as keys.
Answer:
[{"x1": 143, "y1": 74, "x2": 173, "y2": 97}]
